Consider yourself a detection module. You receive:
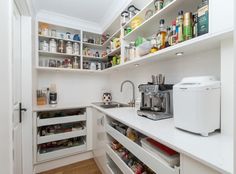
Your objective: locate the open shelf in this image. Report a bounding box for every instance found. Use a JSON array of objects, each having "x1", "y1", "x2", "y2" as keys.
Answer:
[
  {"x1": 104, "y1": 30, "x2": 232, "y2": 73},
  {"x1": 102, "y1": 28, "x2": 121, "y2": 46},
  {"x1": 37, "y1": 129, "x2": 87, "y2": 144},
  {"x1": 38, "y1": 34, "x2": 81, "y2": 44},
  {"x1": 36, "y1": 67, "x2": 102, "y2": 73},
  {"x1": 106, "y1": 124, "x2": 180, "y2": 174},
  {"x1": 83, "y1": 55, "x2": 107, "y2": 61},
  {"x1": 103, "y1": 47, "x2": 121, "y2": 59},
  {"x1": 83, "y1": 42, "x2": 103, "y2": 48},
  {"x1": 37, "y1": 114, "x2": 86, "y2": 127},
  {"x1": 38, "y1": 50, "x2": 80, "y2": 58}
]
